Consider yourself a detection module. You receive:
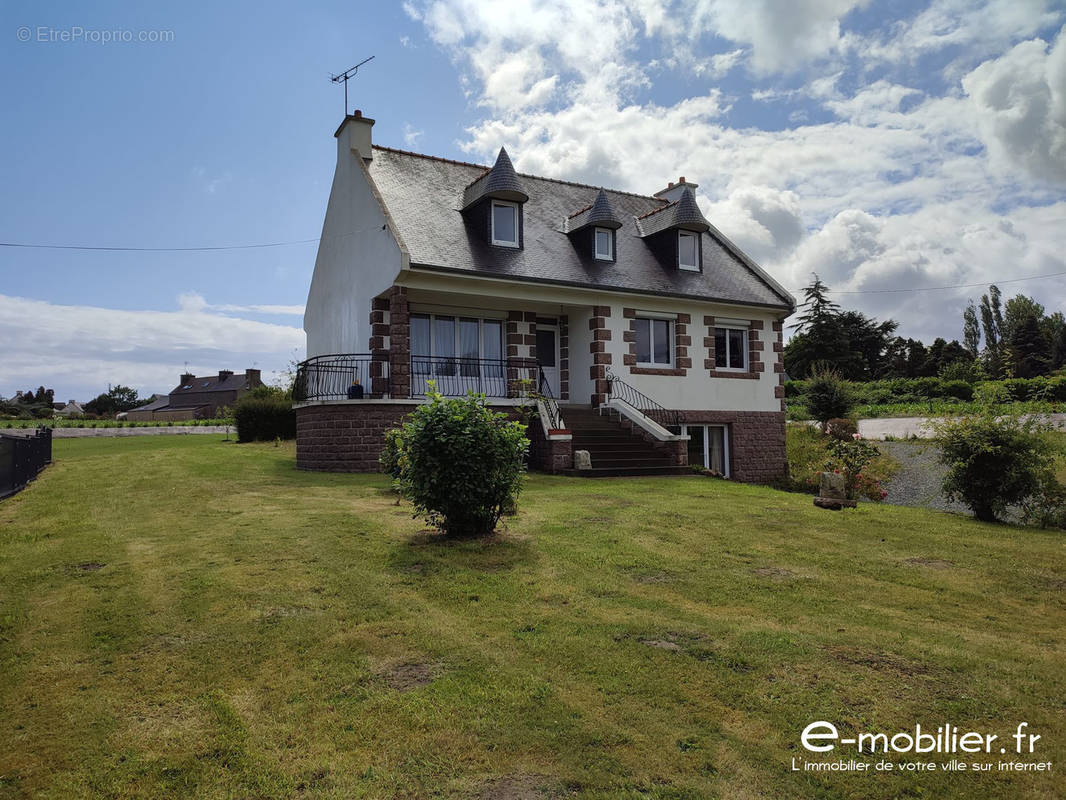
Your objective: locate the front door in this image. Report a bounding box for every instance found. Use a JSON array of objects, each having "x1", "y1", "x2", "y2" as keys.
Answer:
[{"x1": 536, "y1": 324, "x2": 560, "y2": 398}]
